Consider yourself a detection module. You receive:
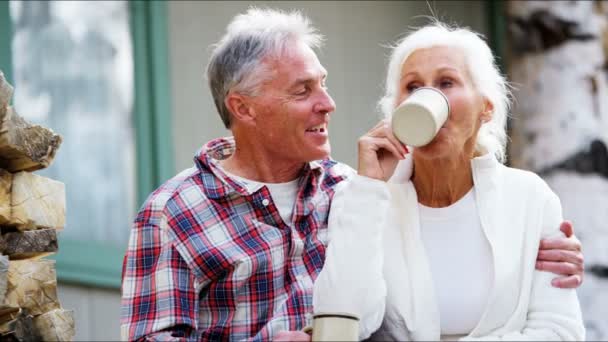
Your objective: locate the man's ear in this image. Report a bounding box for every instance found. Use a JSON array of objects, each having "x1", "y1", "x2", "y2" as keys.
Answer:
[
  {"x1": 481, "y1": 98, "x2": 494, "y2": 123},
  {"x1": 225, "y1": 92, "x2": 256, "y2": 125}
]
